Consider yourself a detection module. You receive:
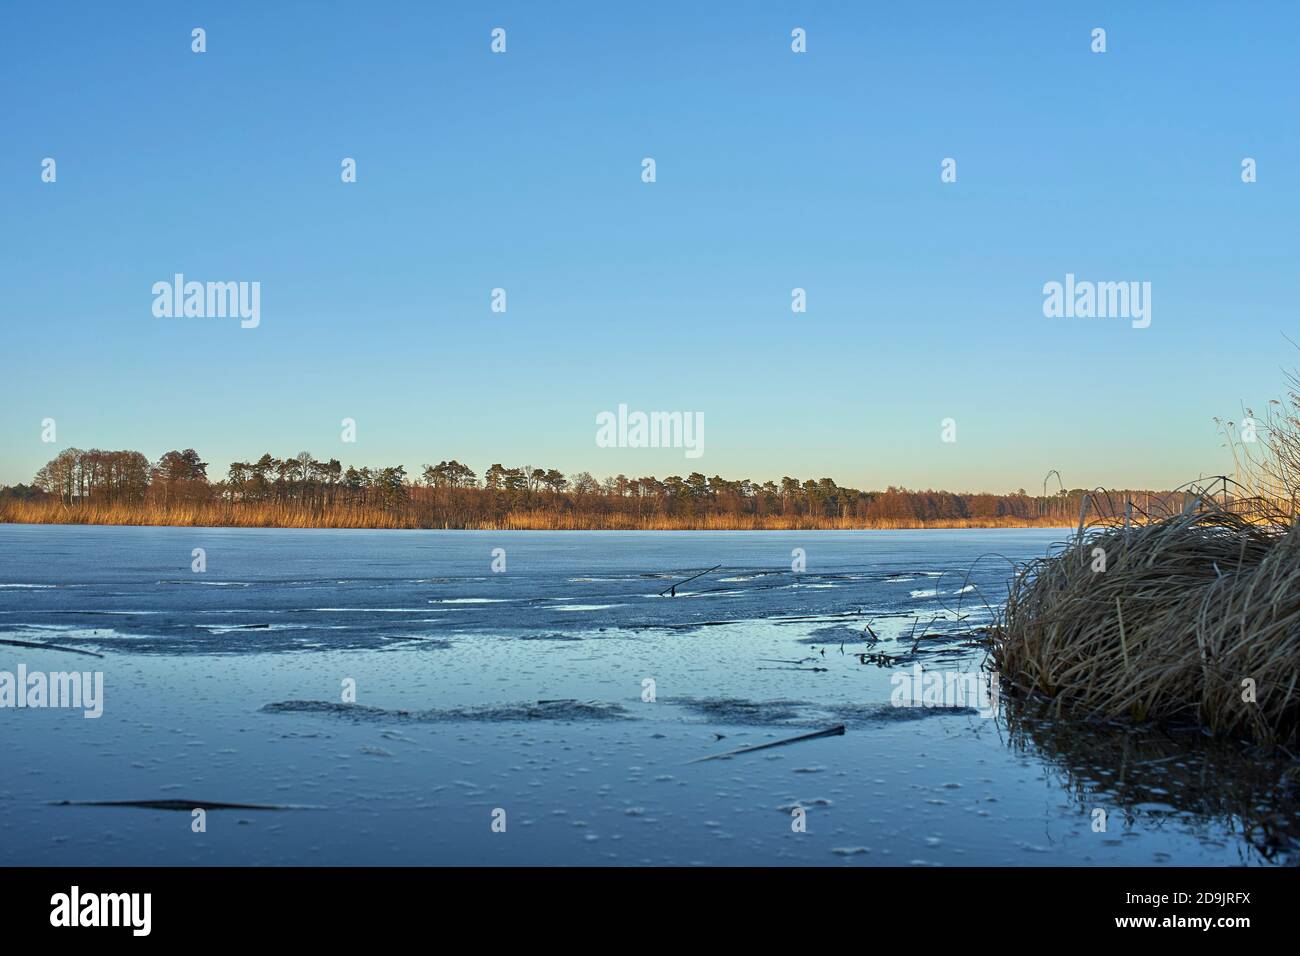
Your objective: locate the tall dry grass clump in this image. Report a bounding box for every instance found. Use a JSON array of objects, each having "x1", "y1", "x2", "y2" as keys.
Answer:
[
  {"x1": 993, "y1": 366, "x2": 1300, "y2": 747},
  {"x1": 993, "y1": 504, "x2": 1299, "y2": 744}
]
